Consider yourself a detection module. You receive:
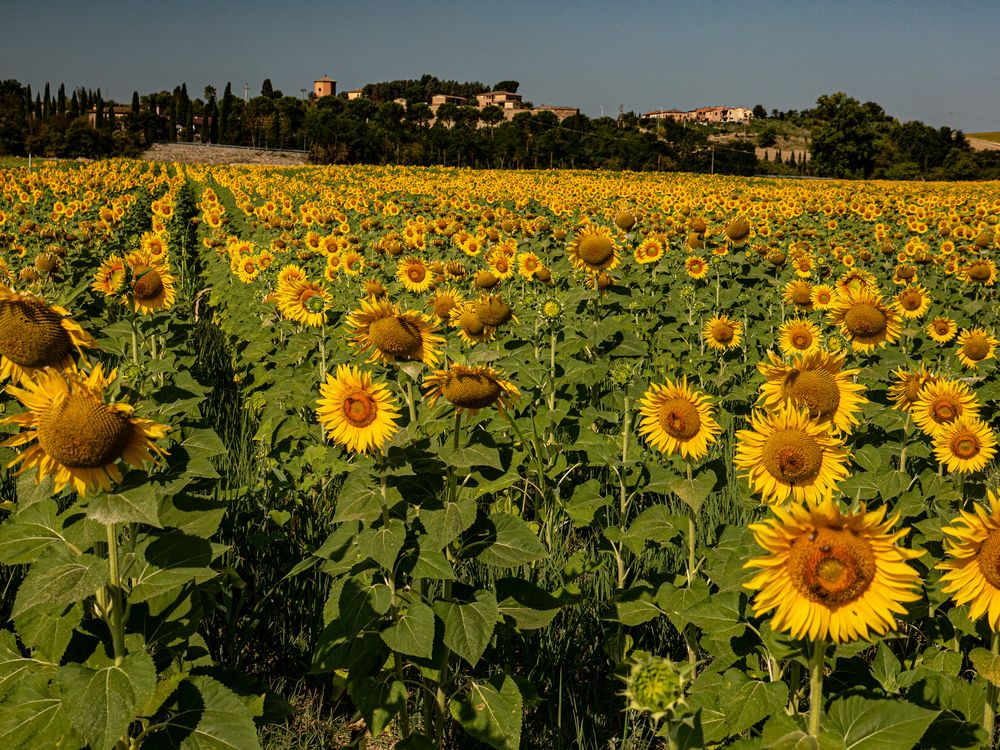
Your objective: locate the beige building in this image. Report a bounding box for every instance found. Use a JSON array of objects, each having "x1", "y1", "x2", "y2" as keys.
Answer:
[
  {"x1": 532, "y1": 105, "x2": 579, "y2": 122},
  {"x1": 346, "y1": 89, "x2": 364, "y2": 100},
  {"x1": 314, "y1": 76, "x2": 336, "y2": 98},
  {"x1": 643, "y1": 106, "x2": 753, "y2": 124},
  {"x1": 475, "y1": 91, "x2": 525, "y2": 111}
]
